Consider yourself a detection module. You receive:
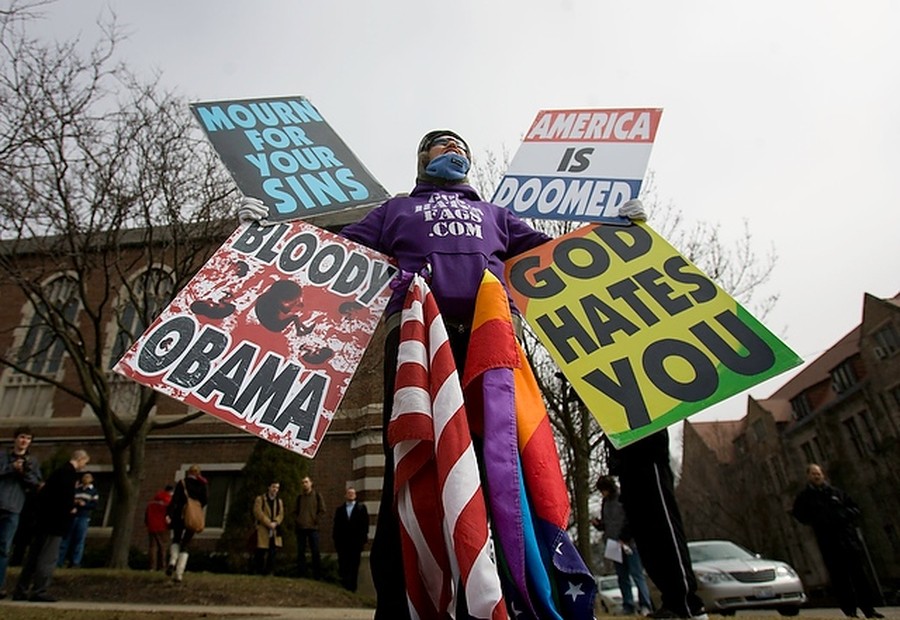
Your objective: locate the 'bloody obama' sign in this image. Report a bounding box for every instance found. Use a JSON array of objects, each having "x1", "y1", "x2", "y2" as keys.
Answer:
[
  {"x1": 505, "y1": 222, "x2": 801, "y2": 448},
  {"x1": 114, "y1": 221, "x2": 397, "y2": 457}
]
